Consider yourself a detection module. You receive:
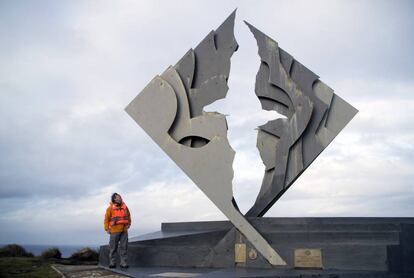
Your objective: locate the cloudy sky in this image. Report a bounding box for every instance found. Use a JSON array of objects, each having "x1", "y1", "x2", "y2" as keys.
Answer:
[{"x1": 1, "y1": 0, "x2": 413, "y2": 246}]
